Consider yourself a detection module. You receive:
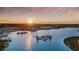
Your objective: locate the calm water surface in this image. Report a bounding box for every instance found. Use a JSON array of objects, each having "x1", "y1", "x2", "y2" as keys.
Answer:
[{"x1": 4, "y1": 28, "x2": 79, "y2": 51}]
